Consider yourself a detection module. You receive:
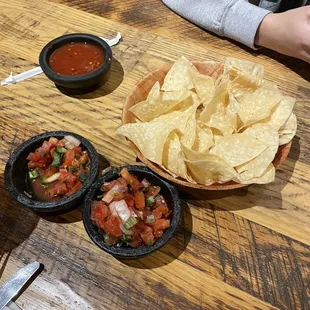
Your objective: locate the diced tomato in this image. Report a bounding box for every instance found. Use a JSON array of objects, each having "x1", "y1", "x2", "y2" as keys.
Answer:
[
  {"x1": 147, "y1": 186, "x2": 161, "y2": 197},
  {"x1": 154, "y1": 230, "x2": 163, "y2": 239},
  {"x1": 152, "y1": 203, "x2": 170, "y2": 220},
  {"x1": 26, "y1": 152, "x2": 41, "y2": 162},
  {"x1": 43, "y1": 166, "x2": 59, "y2": 178},
  {"x1": 112, "y1": 191, "x2": 125, "y2": 202},
  {"x1": 58, "y1": 171, "x2": 69, "y2": 182},
  {"x1": 103, "y1": 216, "x2": 122, "y2": 237},
  {"x1": 65, "y1": 180, "x2": 82, "y2": 196},
  {"x1": 152, "y1": 208, "x2": 162, "y2": 220},
  {"x1": 48, "y1": 182, "x2": 67, "y2": 197},
  {"x1": 91, "y1": 201, "x2": 110, "y2": 229},
  {"x1": 63, "y1": 149, "x2": 75, "y2": 166},
  {"x1": 124, "y1": 192, "x2": 134, "y2": 201},
  {"x1": 130, "y1": 236, "x2": 143, "y2": 248},
  {"x1": 27, "y1": 160, "x2": 47, "y2": 168},
  {"x1": 153, "y1": 219, "x2": 170, "y2": 232},
  {"x1": 37, "y1": 140, "x2": 53, "y2": 154},
  {"x1": 164, "y1": 211, "x2": 172, "y2": 219},
  {"x1": 140, "y1": 226, "x2": 155, "y2": 246},
  {"x1": 152, "y1": 204, "x2": 169, "y2": 218},
  {"x1": 74, "y1": 147, "x2": 82, "y2": 155},
  {"x1": 134, "y1": 191, "x2": 145, "y2": 210},
  {"x1": 64, "y1": 173, "x2": 77, "y2": 189},
  {"x1": 120, "y1": 168, "x2": 142, "y2": 191},
  {"x1": 79, "y1": 153, "x2": 88, "y2": 165},
  {"x1": 126, "y1": 199, "x2": 135, "y2": 208}
]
